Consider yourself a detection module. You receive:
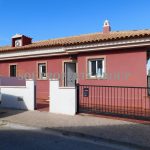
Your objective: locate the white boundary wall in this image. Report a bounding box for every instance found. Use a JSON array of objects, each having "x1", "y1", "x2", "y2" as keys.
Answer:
[
  {"x1": 0, "y1": 80, "x2": 35, "y2": 110},
  {"x1": 50, "y1": 80, "x2": 76, "y2": 115}
]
